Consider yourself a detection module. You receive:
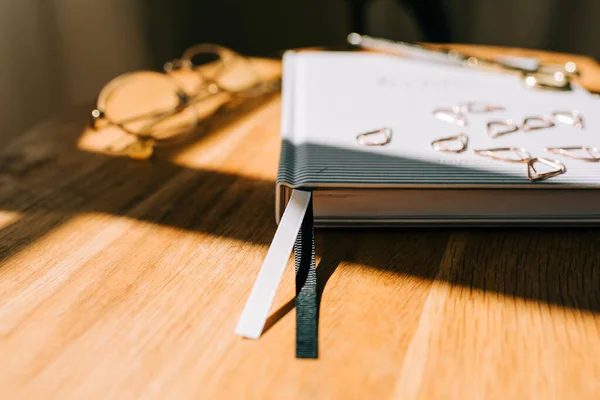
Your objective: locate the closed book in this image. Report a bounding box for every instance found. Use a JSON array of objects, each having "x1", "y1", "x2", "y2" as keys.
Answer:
[{"x1": 276, "y1": 51, "x2": 600, "y2": 226}]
